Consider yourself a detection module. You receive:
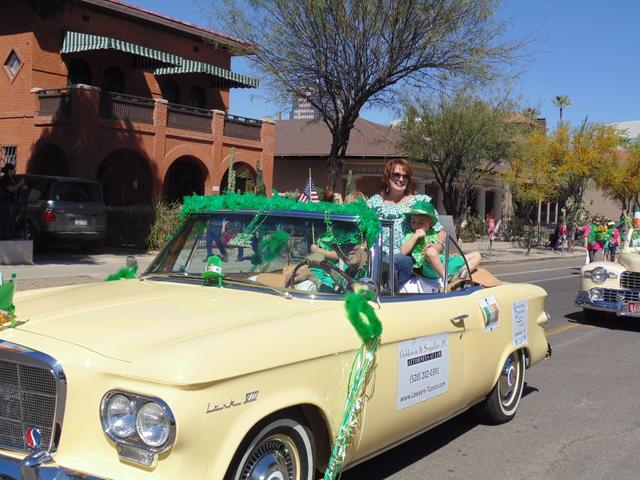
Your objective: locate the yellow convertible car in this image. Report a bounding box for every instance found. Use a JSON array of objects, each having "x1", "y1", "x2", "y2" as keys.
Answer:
[{"x1": 0, "y1": 194, "x2": 551, "y2": 480}]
